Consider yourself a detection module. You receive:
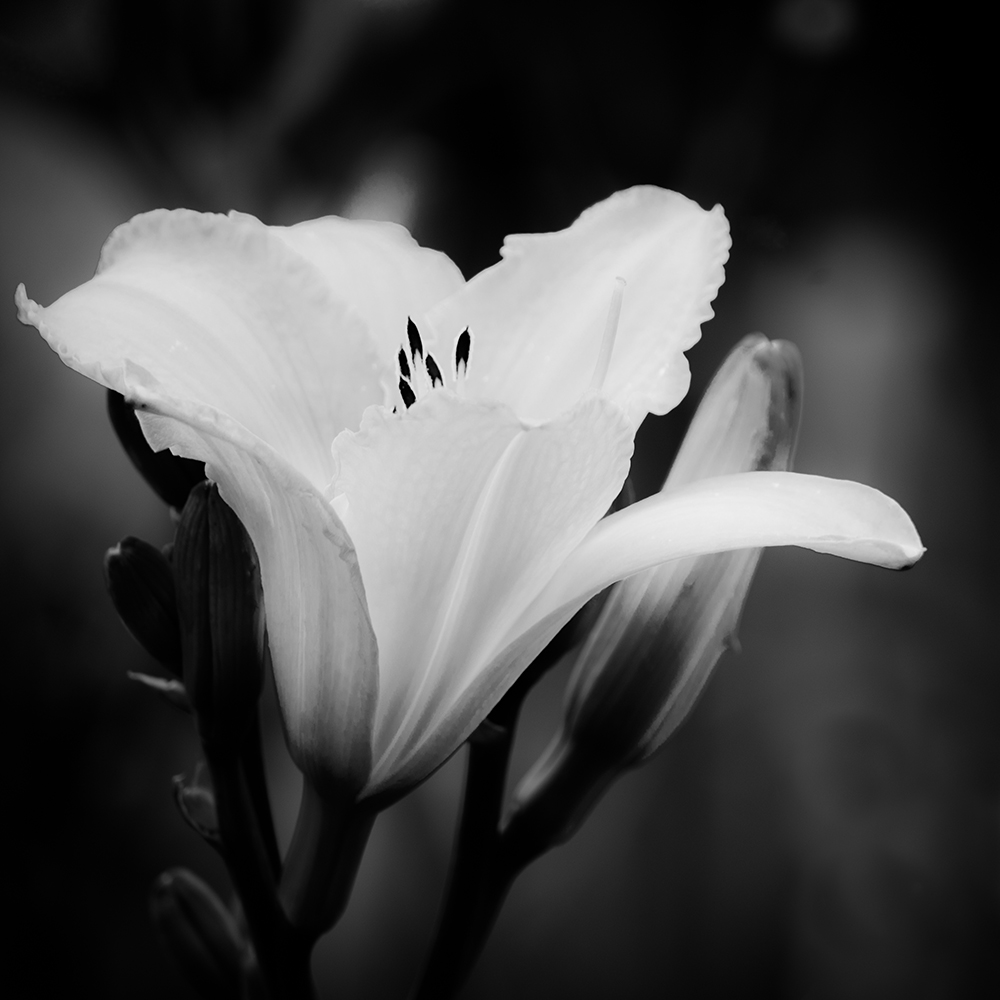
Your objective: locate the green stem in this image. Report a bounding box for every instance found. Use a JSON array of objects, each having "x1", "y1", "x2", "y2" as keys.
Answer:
[
  {"x1": 279, "y1": 781, "x2": 375, "y2": 944},
  {"x1": 498, "y1": 737, "x2": 619, "y2": 875},
  {"x1": 411, "y1": 603, "x2": 614, "y2": 999},
  {"x1": 411, "y1": 725, "x2": 516, "y2": 999},
  {"x1": 412, "y1": 732, "x2": 619, "y2": 999},
  {"x1": 411, "y1": 643, "x2": 561, "y2": 1000},
  {"x1": 206, "y1": 747, "x2": 316, "y2": 1000},
  {"x1": 240, "y1": 714, "x2": 282, "y2": 880}
]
